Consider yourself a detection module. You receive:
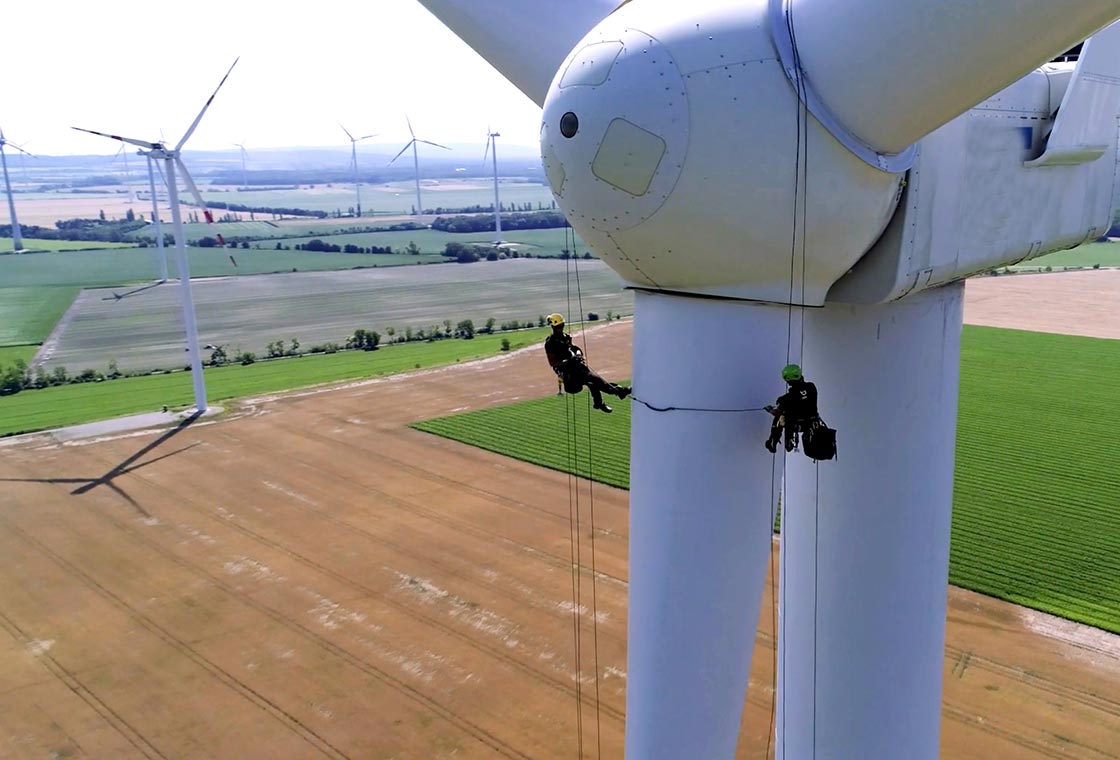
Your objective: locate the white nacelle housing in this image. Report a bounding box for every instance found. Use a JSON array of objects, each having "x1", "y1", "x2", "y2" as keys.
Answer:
[
  {"x1": 831, "y1": 39, "x2": 1120, "y2": 304},
  {"x1": 540, "y1": 0, "x2": 903, "y2": 305}
]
